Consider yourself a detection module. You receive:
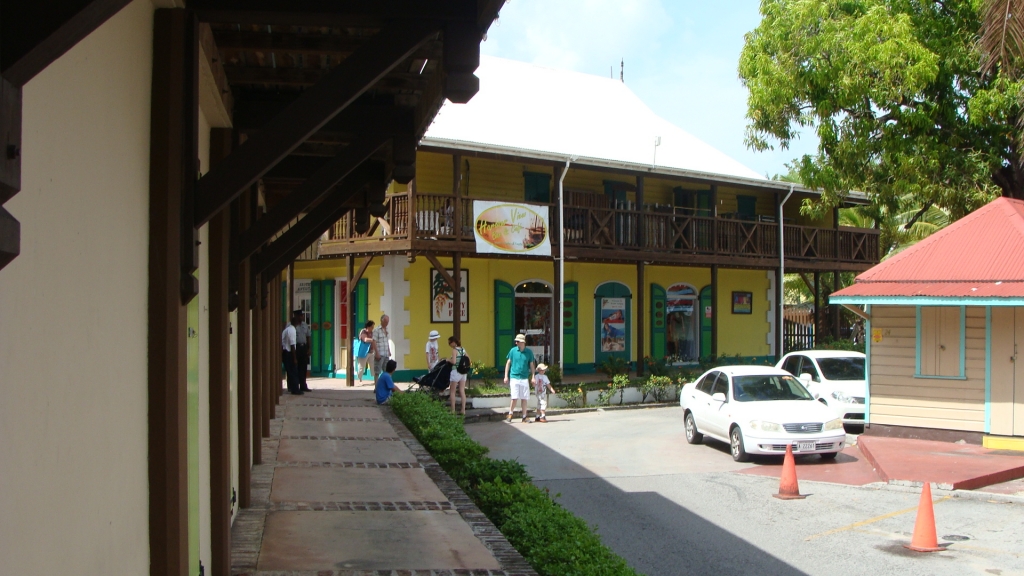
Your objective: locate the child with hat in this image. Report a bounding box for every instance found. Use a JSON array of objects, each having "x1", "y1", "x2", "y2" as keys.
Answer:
[
  {"x1": 425, "y1": 330, "x2": 441, "y2": 371},
  {"x1": 533, "y1": 363, "x2": 556, "y2": 423}
]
